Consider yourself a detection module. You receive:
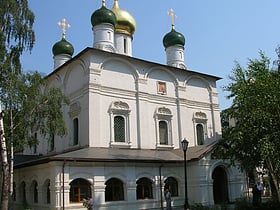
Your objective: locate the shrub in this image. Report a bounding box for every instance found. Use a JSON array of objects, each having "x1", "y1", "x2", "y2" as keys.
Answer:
[{"x1": 190, "y1": 203, "x2": 219, "y2": 210}]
